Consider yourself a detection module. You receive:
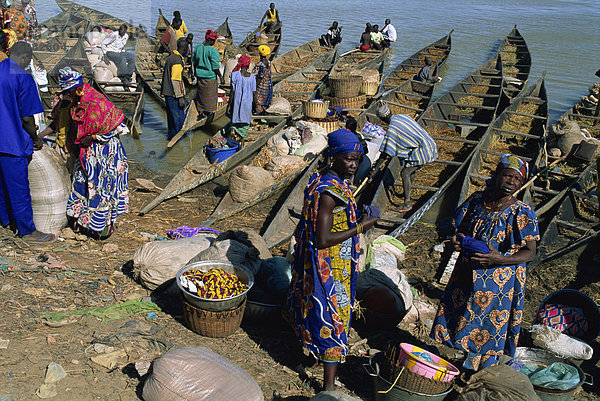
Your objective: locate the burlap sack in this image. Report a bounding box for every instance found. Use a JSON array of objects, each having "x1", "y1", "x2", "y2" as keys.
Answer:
[{"x1": 228, "y1": 165, "x2": 275, "y2": 203}]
